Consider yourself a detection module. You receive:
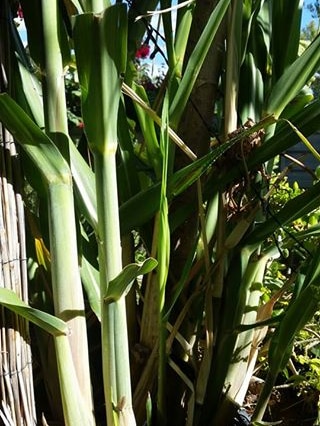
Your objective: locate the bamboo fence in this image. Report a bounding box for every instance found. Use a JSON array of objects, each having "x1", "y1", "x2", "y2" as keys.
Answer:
[
  {"x1": 0, "y1": 123, "x2": 36, "y2": 425},
  {"x1": 0, "y1": 4, "x2": 36, "y2": 421}
]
